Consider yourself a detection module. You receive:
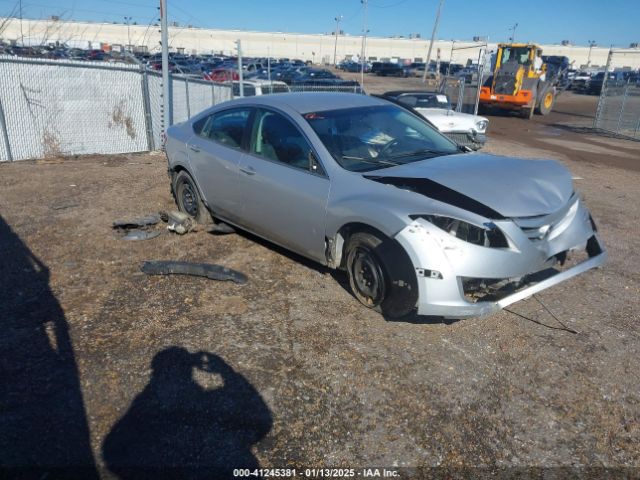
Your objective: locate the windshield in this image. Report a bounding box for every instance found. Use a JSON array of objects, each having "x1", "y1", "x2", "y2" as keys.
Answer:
[
  {"x1": 501, "y1": 47, "x2": 531, "y2": 65},
  {"x1": 304, "y1": 105, "x2": 459, "y2": 172},
  {"x1": 398, "y1": 94, "x2": 451, "y2": 110}
]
